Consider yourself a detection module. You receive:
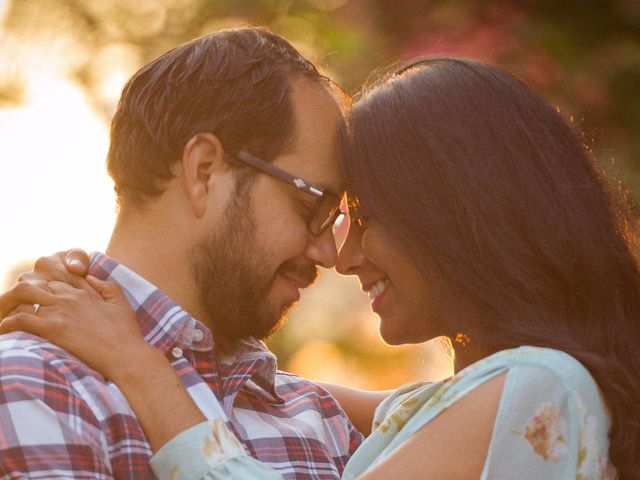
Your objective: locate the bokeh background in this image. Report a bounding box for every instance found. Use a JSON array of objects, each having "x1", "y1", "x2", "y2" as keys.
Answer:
[{"x1": 2, "y1": 0, "x2": 639, "y2": 388}]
